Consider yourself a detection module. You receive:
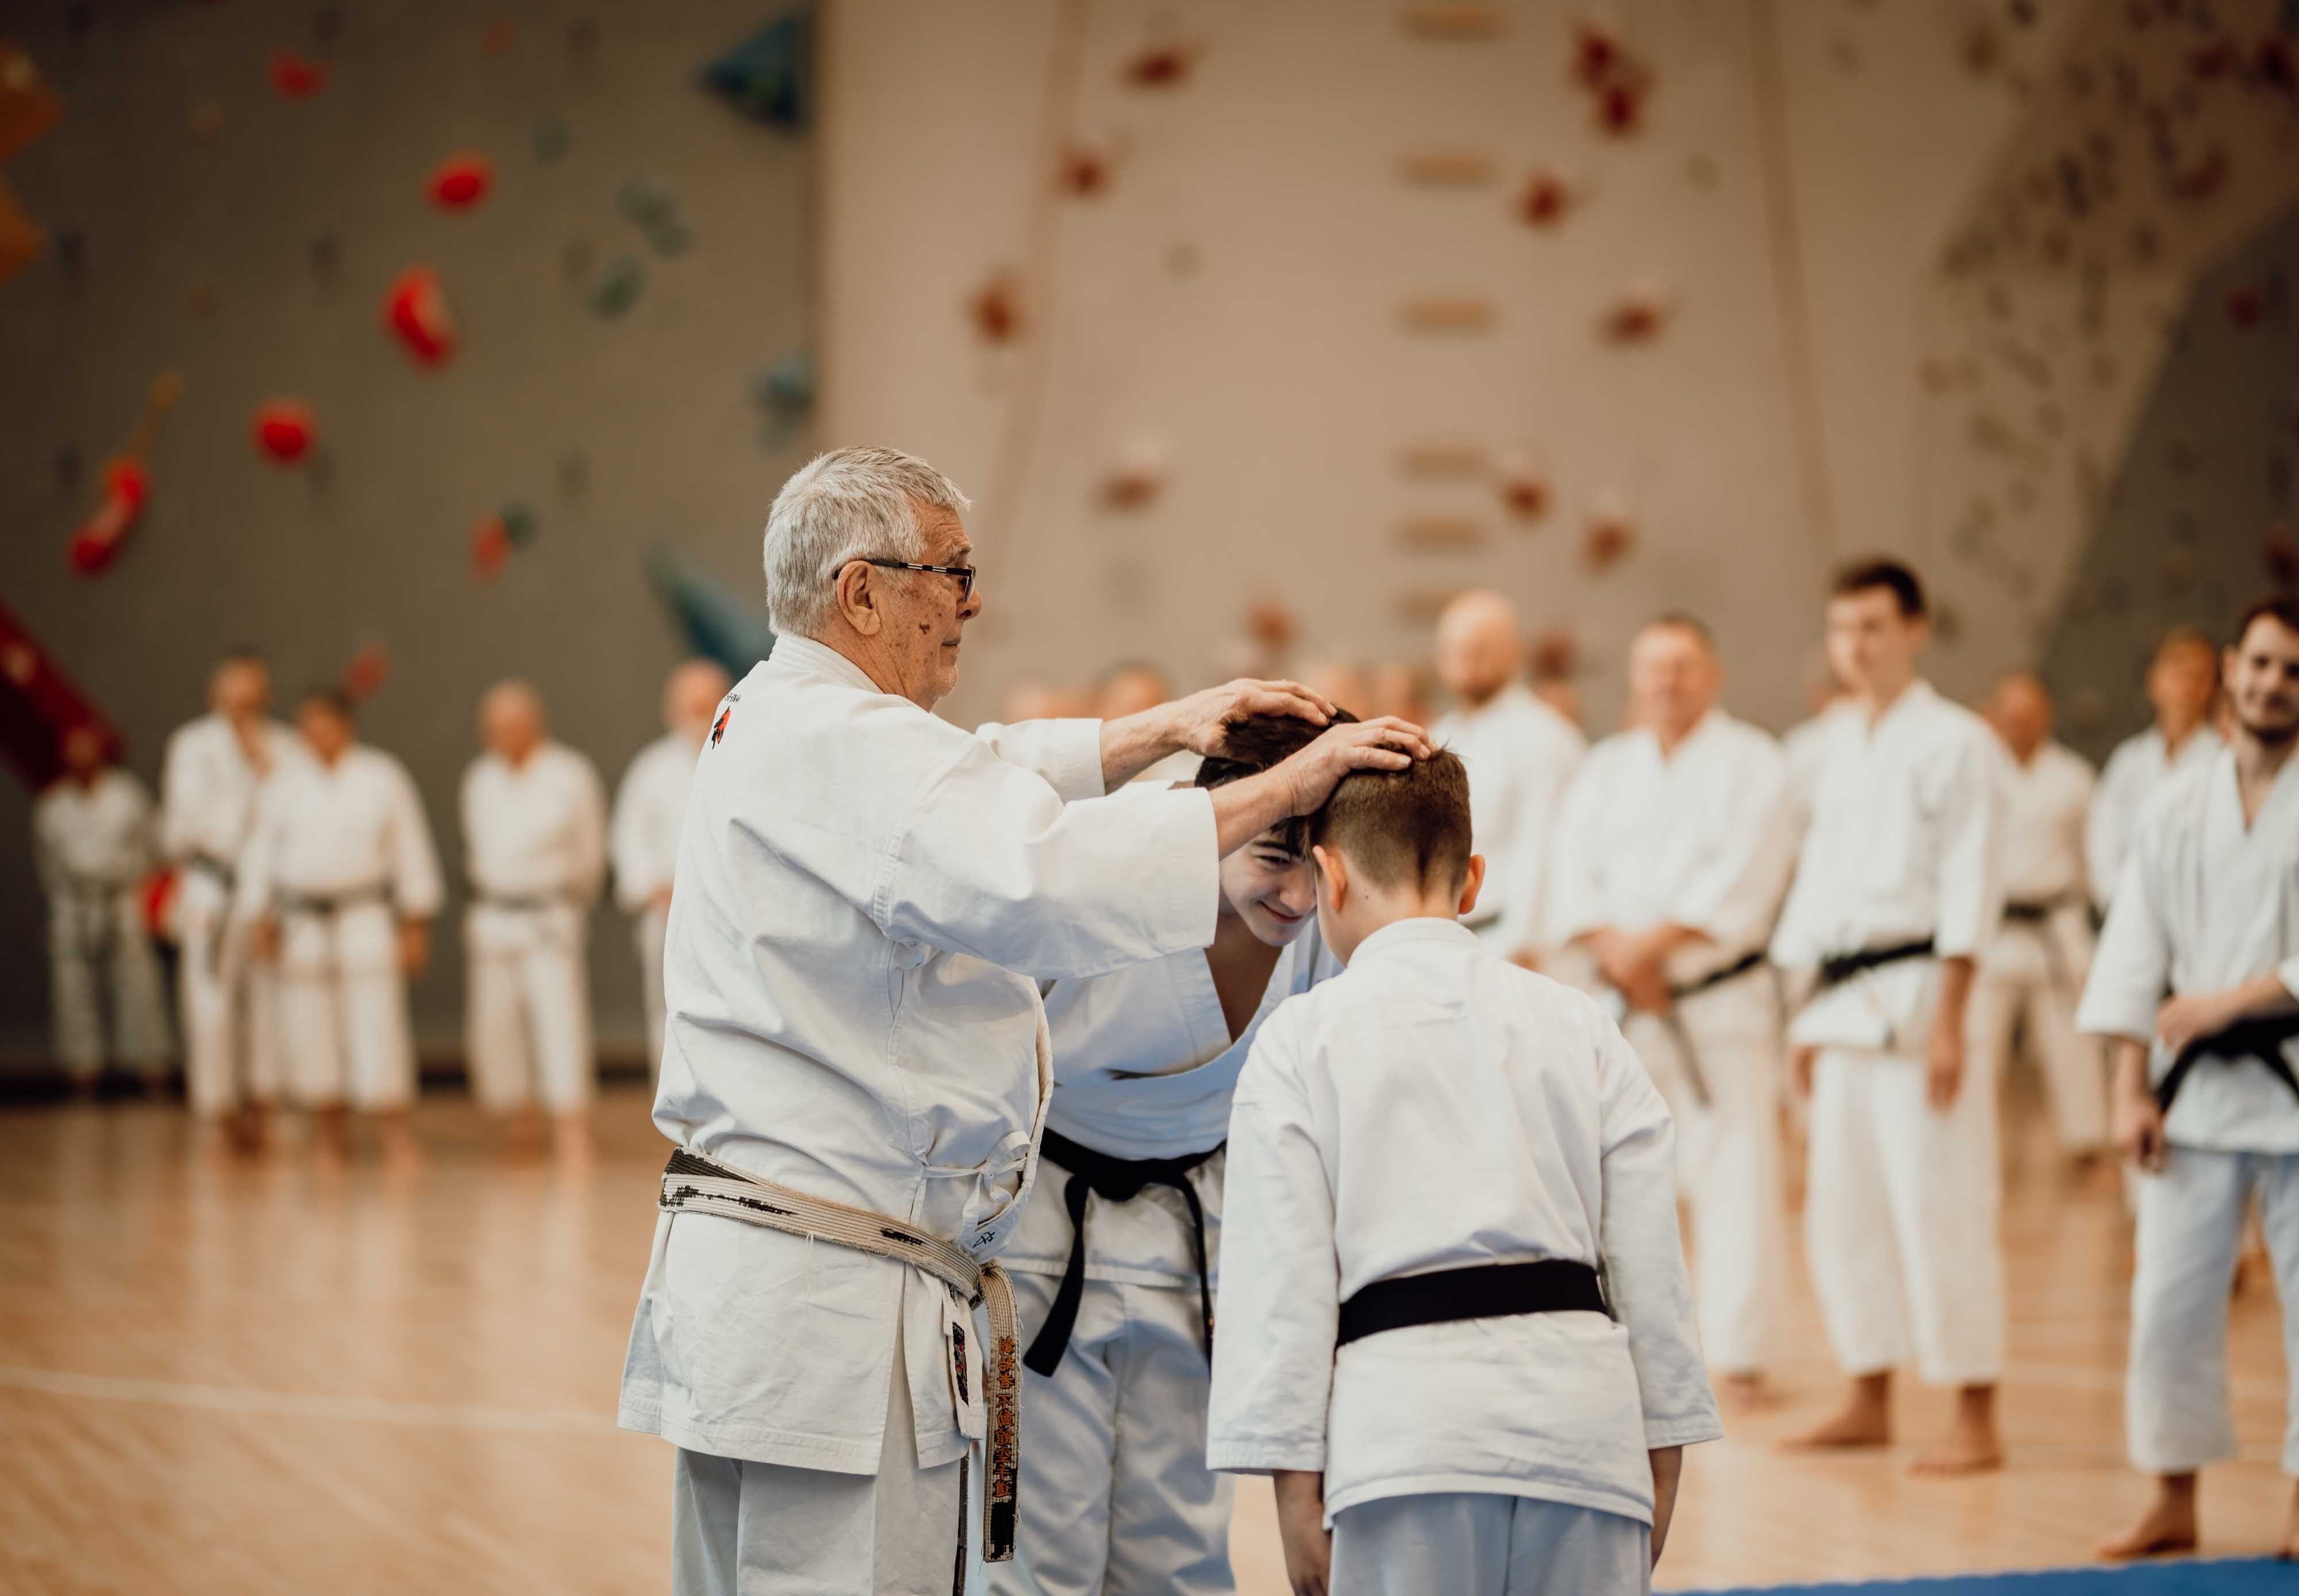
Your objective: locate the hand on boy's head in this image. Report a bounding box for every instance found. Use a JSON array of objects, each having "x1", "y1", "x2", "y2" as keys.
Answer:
[
  {"x1": 1281, "y1": 717, "x2": 1432, "y2": 814},
  {"x1": 1170, "y1": 678, "x2": 1336, "y2": 756}
]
